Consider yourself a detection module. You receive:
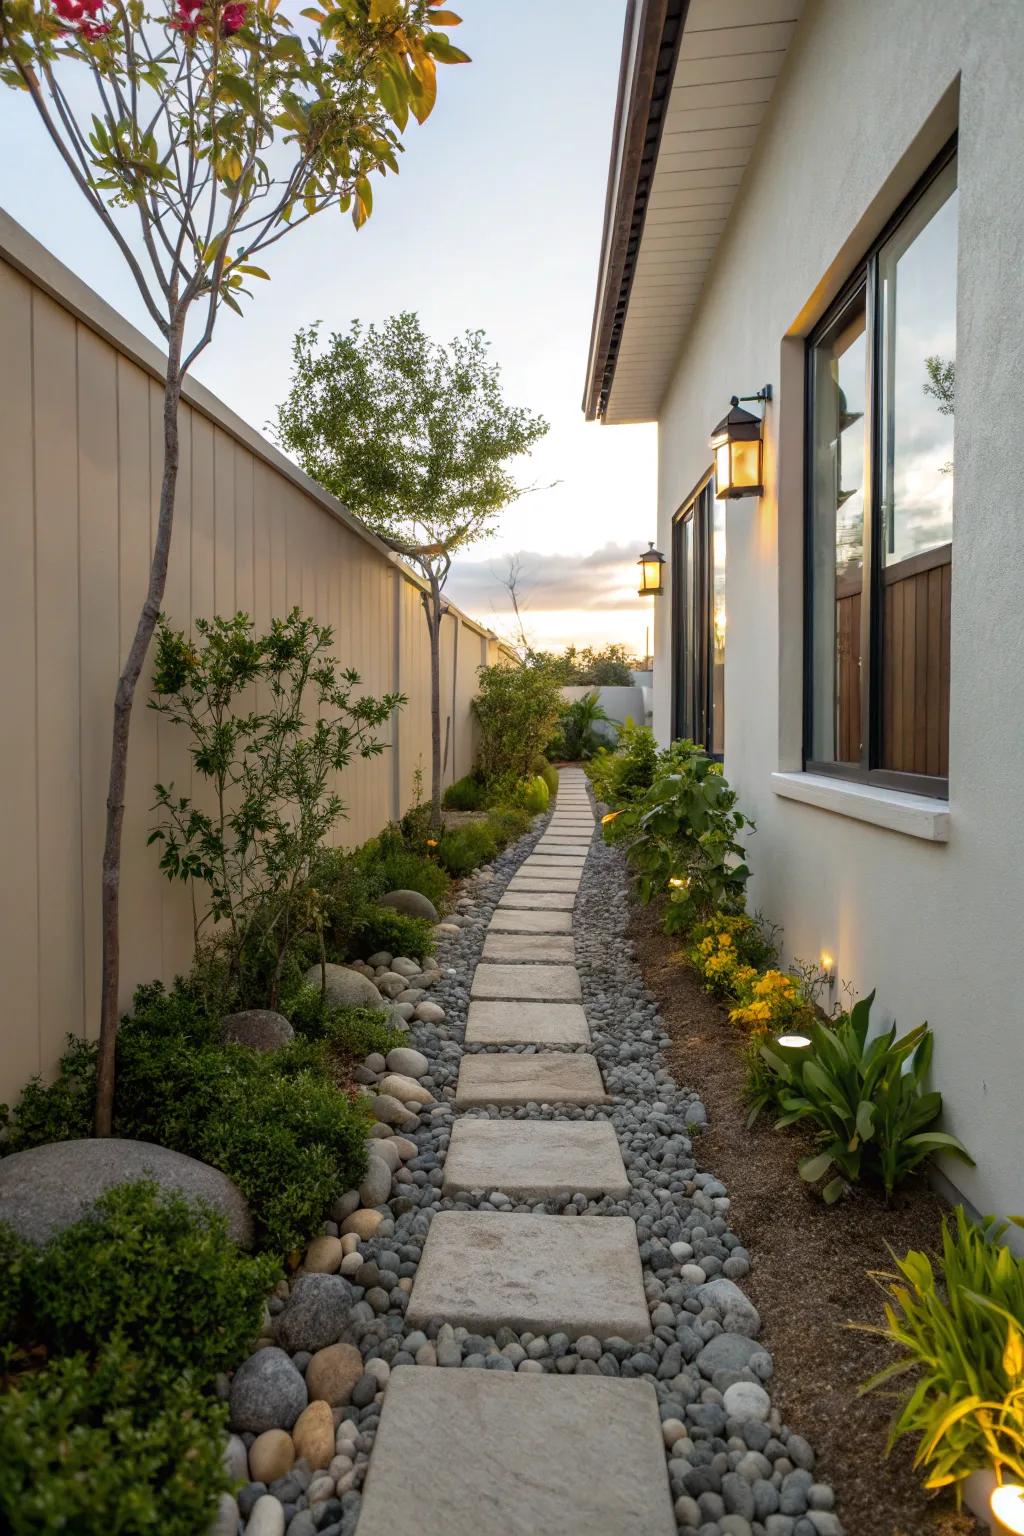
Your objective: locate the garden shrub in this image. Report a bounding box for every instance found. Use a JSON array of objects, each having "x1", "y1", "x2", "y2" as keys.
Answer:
[
  {"x1": 287, "y1": 990, "x2": 407, "y2": 1062},
  {"x1": 0, "y1": 1035, "x2": 97, "y2": 1156},
  {"x1": 550, "y1": 691, "x2": 613, "y2": 761},
  {"x1": 351, "y1": 905, "x2": 434, "y2": 962},
  {"x1": 485, "y1": 803, "x2": 531, "y2": 845},
  {"x1": 29, "y1": 1182, "x2": 277, "y2": 1377},
  {"x1": 0, "y1": 1225, "x2": 34, "y2": 1345},
  {"x1": 473, "y1": 660, "x2": 563, "y2": 785},
  {"x1": 858, "y1": 1206, "x2": 1024, "y2": 1499},
  {"x1": 688, "y1": 913, "x2": 779, "y2": 997},
  {"x1": 443, "y1": 773, "x2": 488, "y2": 811},
  {"x1": 521, "y1": 774, "x2": 549, "y2": 813},
  {"x1": 354, "y1": 827, "x2": 450, "y2": 911},
  {"x1": 437, "y1": 820, "x2": 499, "y2": 876},
  {"x1": 749, "y1": 993, "x2": 973, "y2": 1201},
  {"x1": 540, "y1": 762, "x2": 558, "y2": 797},
  {"x1": 0, "y1": 1341, "x2": 229, "y2": 1536},
  {"x1": 310, "y1": 846, "x2": 380, "y2": 962},
  {"x1": 587, "y1": 719, "x2": 659, "y2": 807},
  {"x1": 729, "y1": 968, "x2": 813, "y2": 1033}
]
